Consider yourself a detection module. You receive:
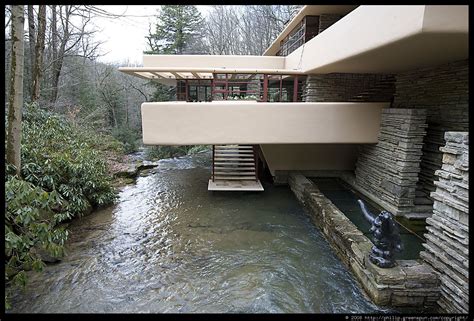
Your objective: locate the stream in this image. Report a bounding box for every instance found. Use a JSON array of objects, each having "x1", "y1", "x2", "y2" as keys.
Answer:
[{"x1": 10, "y1": 152, "x2": 394, "y2": 313}]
